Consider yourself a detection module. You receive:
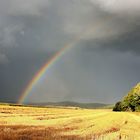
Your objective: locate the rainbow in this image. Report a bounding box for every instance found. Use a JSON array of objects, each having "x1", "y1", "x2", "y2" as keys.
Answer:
[
  {"x1": 18, "y1": 42, "x2": 75, "y2": 104},
  {"x1": 18, "y1": 20, "x2": 108, "y2": 104}
]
